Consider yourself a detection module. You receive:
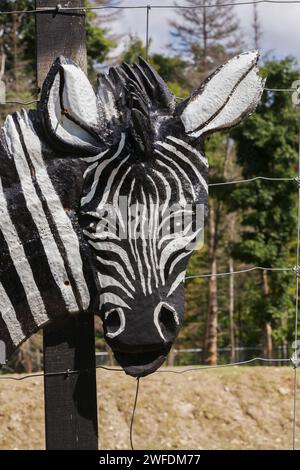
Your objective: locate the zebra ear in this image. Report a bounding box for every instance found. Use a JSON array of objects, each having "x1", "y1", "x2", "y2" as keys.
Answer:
[
  {"x1": 180, "y1": 51, "x2": 265, "y2": 138},
  {"x1": 39, "y1": 57, "x2": 101, "y2": 155}
]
